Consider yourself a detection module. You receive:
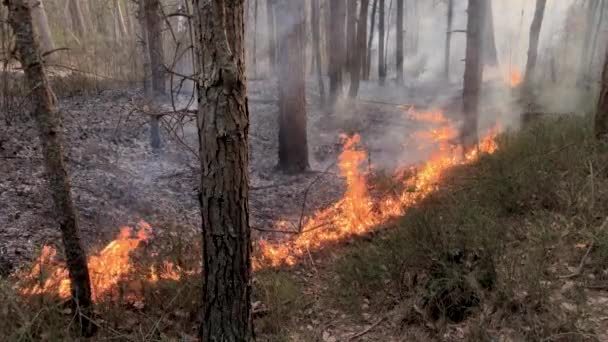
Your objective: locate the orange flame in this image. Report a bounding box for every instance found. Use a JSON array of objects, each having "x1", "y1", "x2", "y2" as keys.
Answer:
[
  {"x1": 259, "y1": 110, "x2": 500, "y2": 267},
  {"x1": 509, "y1": 69, "x2": 522, "y2": 87},
  {"x1": 20, "y1": 220, "x2": 181, "y2": 302}
]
